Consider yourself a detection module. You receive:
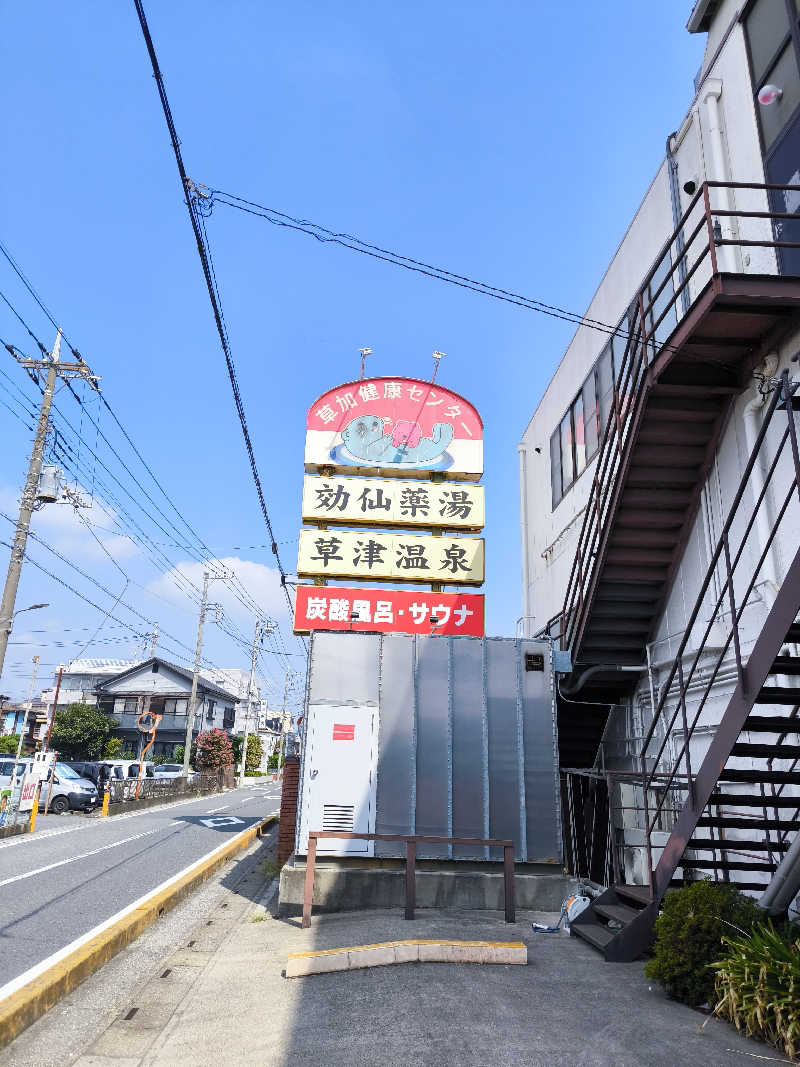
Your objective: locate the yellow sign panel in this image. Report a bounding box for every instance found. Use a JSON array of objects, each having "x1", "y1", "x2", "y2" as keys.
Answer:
[
  {"x1": 297, "y1": 529, "x2": 484, "y2": 585},
  {"x1": 301, "y1": 476, "x2": 484, "y2": 531}
]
